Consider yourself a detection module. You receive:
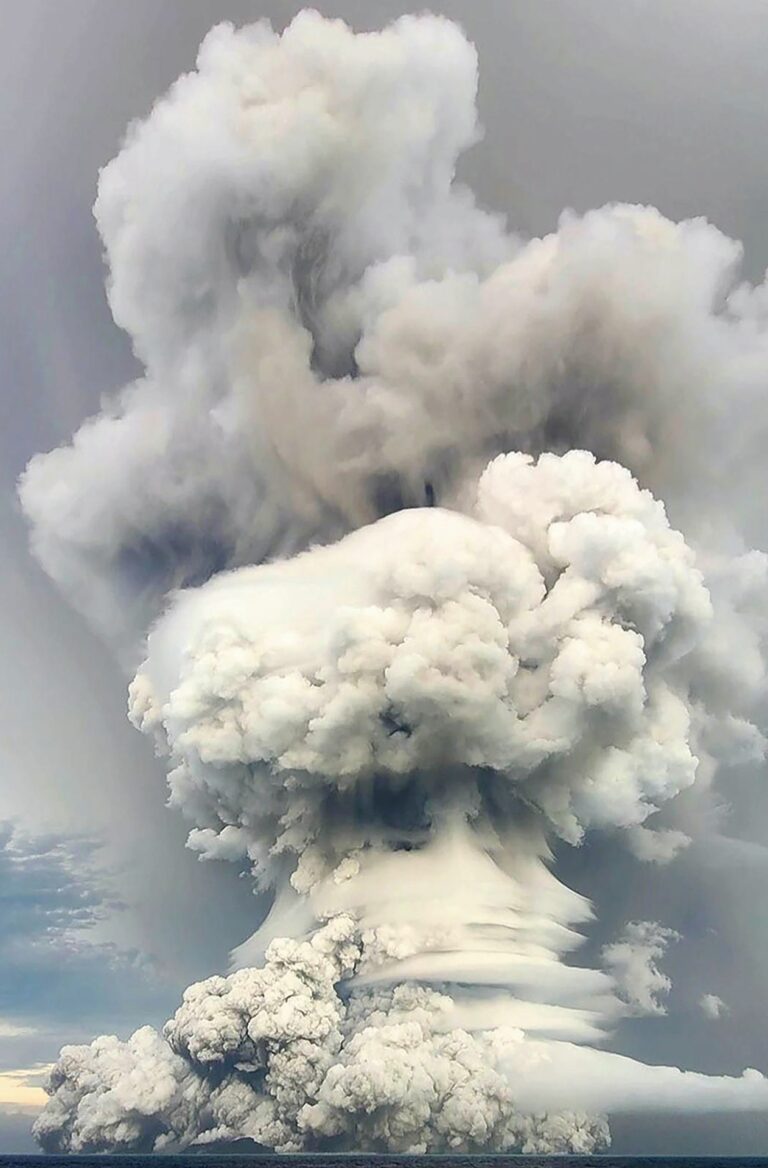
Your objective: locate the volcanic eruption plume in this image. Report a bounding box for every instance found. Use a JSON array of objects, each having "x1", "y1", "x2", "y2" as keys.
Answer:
[{"x1": 20, "y1": 9, "x2": 768, "y2": 1155}]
